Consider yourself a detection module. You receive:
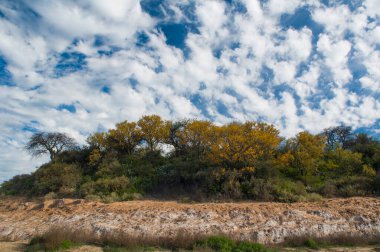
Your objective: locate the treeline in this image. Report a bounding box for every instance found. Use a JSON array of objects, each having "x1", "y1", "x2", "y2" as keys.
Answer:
[{"x1": 1, "y1": 115, "x2": 380, "y2": 202}]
